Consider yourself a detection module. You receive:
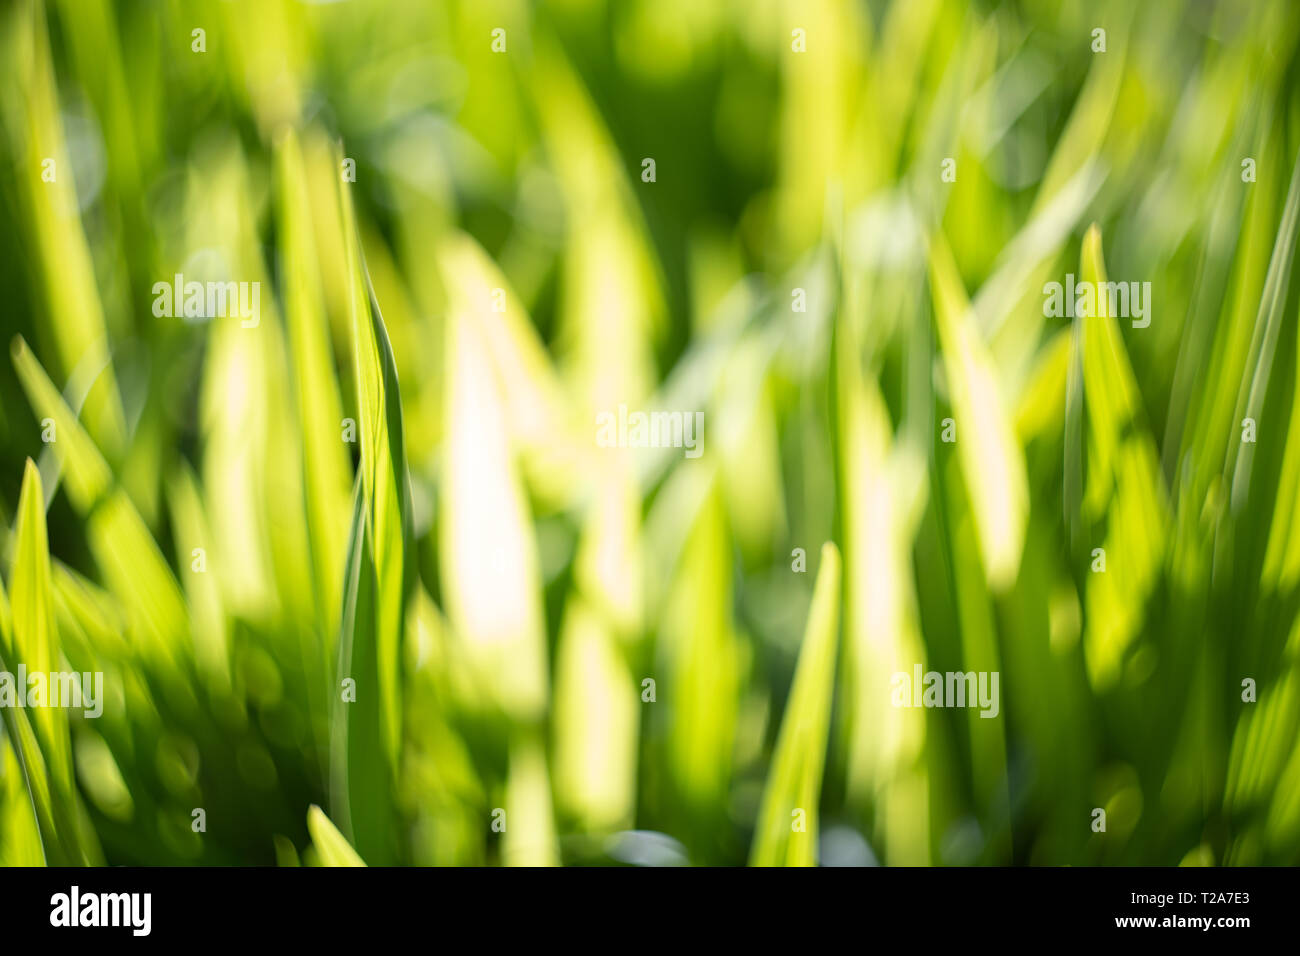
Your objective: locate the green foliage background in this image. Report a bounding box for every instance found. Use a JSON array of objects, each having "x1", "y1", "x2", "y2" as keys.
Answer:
[{"x1": 1, "y1": 0, "x2": 1299, "y2": 866}]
